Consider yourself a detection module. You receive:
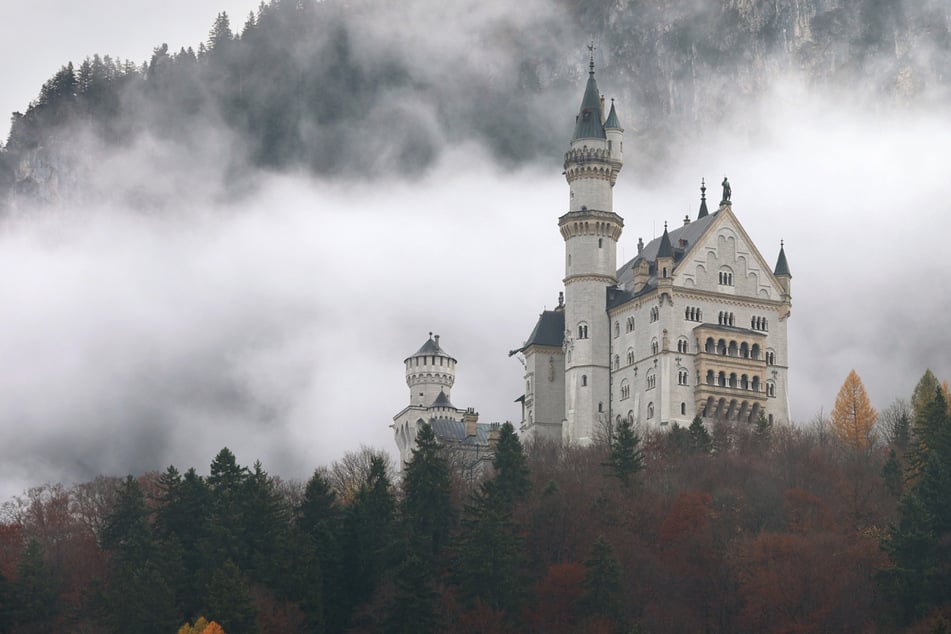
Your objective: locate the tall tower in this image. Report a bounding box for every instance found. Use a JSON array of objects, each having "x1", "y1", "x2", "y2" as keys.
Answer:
[{"x1": 559, "y1": 54, "x2": 624, "y2": 446}]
